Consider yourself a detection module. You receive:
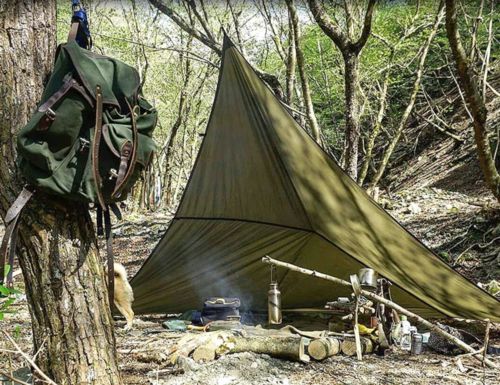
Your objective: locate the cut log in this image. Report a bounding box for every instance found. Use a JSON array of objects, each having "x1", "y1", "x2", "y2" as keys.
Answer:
[
  {"x1": 222, "y1": 336, "x2": 310, "y2": 362},
  {"x1": 308, "y1": 337, "x2": 340, "y2": 360},
  {"x1": 341, "y1": 337, "x2": 373, "y2": 356},
  {"x1": 168, "y1": 331, "x2": 233, "y2": 364},
  {"x1": 192, "y1": 345, "x2": 217, "y2": 362}
]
